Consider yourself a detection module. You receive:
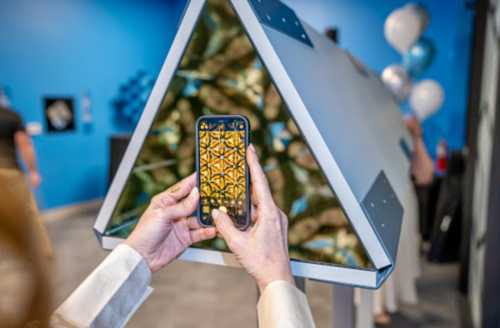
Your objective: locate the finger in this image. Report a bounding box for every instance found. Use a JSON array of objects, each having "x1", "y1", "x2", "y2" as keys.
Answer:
[
  {"x1": 279, "y1": 210, "x2": 289, "y2": 246},
  {"x1": 163, "y1": 187, "x2": 199, "y2": 220},
  {"x1": 190, "y1": 227, "x2": 217, "y2": 244},
  {"x1": 186, "y1": 216, "x2": 203, "y2": 230},
  {"x1": 212, "y1": 209, "x2": 244, "y2": 247},
  {"x1": 251, "y1": 204, "x2": 258, "y2": 223},
  {"x1": 246, "y1": 144, "x2": 274, "y2": 210},
  {"x1": 152, "y1": 173, "x2": 196, "y2": 208}
]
